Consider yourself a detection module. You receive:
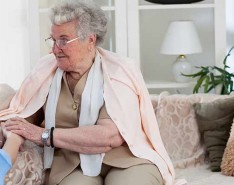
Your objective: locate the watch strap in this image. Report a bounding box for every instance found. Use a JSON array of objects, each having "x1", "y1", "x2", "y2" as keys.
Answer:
[{"x1": 50, "y1": 127, "x2": 55, "y2": 148}]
